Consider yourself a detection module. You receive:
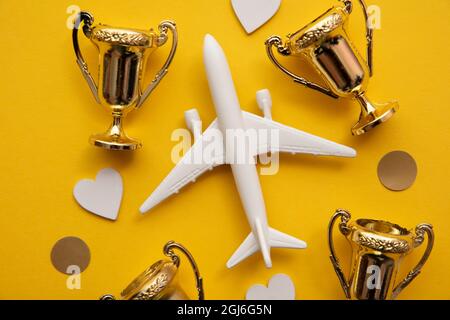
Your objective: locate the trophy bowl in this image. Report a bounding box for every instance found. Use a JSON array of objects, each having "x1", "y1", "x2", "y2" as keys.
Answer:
[
  {"x1": 265, "y1": 0, "x2": 398, "y2": 135},
  {"x1": 100, "y1": 241, "x2": 204, "y2": 300},
  {"x1": 72, "y1": 11, "x2": 178, "y2": 150},
  {"x1": 328, "y1": 210, "x2": 434, "y2": 300}
]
